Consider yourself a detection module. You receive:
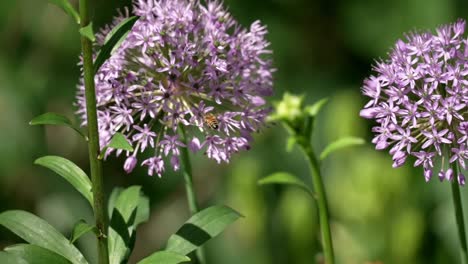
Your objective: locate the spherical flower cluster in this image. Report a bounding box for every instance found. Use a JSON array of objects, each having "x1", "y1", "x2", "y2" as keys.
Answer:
[
  {"x1": 360, "y1": 19, "x2": 468, "y2": 185},
  {"x1": 76, "y1": 0, "x2": 274, "y2": 177}
]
